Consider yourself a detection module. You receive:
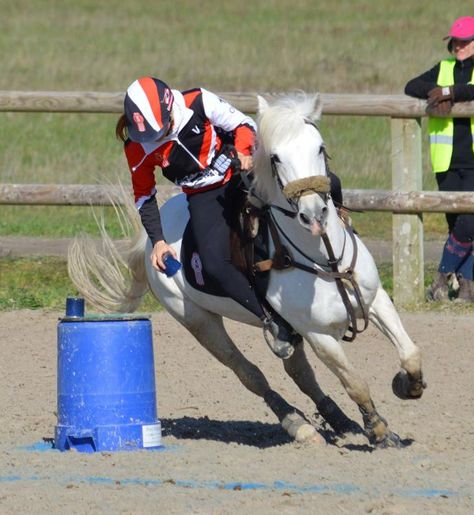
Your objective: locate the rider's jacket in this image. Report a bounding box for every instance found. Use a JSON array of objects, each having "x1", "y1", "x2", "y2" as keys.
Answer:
[
  {"x1": 124, "y1": 88, "x2": 256, "y2": 208},
  {"x1": 405, "y1": 57, "x2": 474, "y2": 172},
  {"x1": 428, "y1": 58, "x2": 474, "y2": 173}
]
